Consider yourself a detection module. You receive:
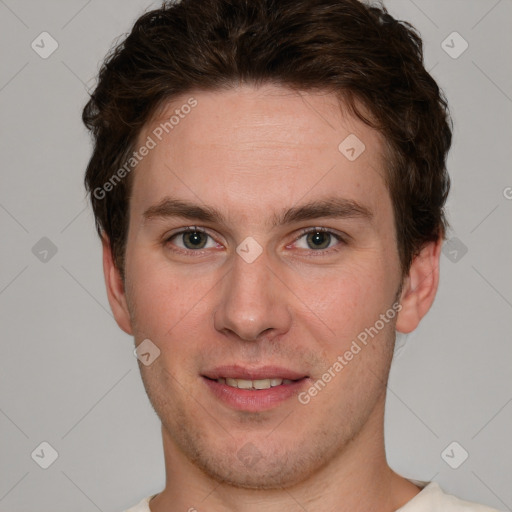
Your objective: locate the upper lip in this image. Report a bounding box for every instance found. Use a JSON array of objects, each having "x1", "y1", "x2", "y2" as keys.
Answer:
[{"x1": 202, "y1": 365, "x2": 308, "y2": 381}]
